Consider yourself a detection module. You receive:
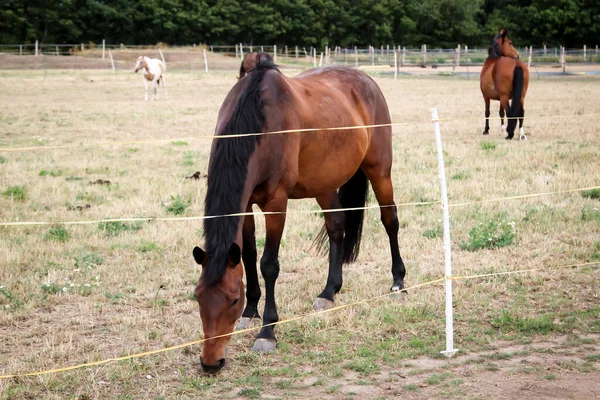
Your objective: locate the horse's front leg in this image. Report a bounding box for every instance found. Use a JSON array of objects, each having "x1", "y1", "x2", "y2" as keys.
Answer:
[
  {"x1": 152, "y1": 78, "x2": 159, "y2": 100},
  {"x1": 313, "y1": 192, "x2": 345, "y2": 310},
  {"x1": 143, "y1": 78, "x2": 148, "y2": 101},
  {"x1": 237, "y1": 205, "x2": 262, "y2": 330},
  {"x1": 253, "y1": 197, "x2": 287, "y2": 353},
  {"x1": 483, "y1": 97, "x2": 490, "y2": 135}
]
